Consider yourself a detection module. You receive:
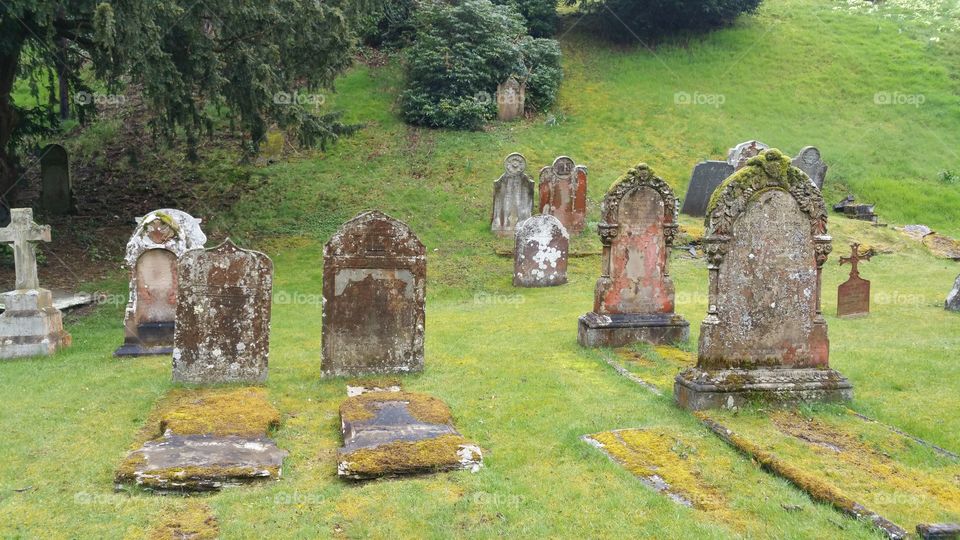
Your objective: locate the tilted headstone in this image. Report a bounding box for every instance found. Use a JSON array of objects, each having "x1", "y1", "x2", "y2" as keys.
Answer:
[
  {"x1": 40, "y1": 144, "x2": 72, "y2": 215},
  {"x1": 539, "y1": 156, "x2": 588, "y2": 235},
  {"x1": 115, "y1": 209, "x2": 206, "y2": 356},
  {"x1": 945, "y1": 275, "x2": 960, "y2": 312},
  {"x1": 579, "y1": 164, "x2": 689, "y2": 347},
  {"x1": 680, "y1": 160, "x2": 734, "y2": 217},
  {"x1": 513, "y1": 214, "x2": 568, "y2": 287},
  {"x1": 837, "y1": 243, "x2": 872, "y2": 318},
  {"x1": 0, "y1": 208, "x2": 71, "y2": 359},
  {"x1": 173, "y1": 239, "x2": 273, "y2": 383},
  {"x1": 675, "y1": 149, "x2": 852, "y2": 410},
  {"x1": 727, "y1": 140, "x2": 769, "y2": 171},
  {"x1": 496, "y1": 77, "x2": 525, "y2": 121},
  {"x1": 792, "y1": 146, "x2": 828, "y2": 190},
  {"x1": 322, "y1": 210, "x2": 426, "y2": 377},
  {"x1": 491, "y1": 153, "x2": 535, "y2": 236}
]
